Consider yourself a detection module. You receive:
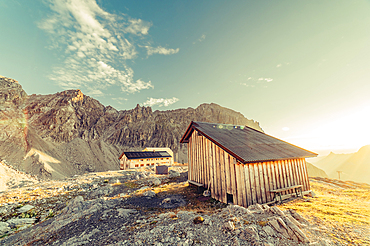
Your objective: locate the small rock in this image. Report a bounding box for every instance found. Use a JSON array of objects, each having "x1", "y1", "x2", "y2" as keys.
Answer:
[
  {"x1": 118, "y1": 193, "x2": 126, "y2": 197},
  {"x1": 203, "y1": 219, "x2": 212, "y2": 226},
  {"x1": 169, "y1": 169, "x2": 180, "y2": 178},
  {"x1": 117, "y1": 208, "x2": 137, "y2": 217},
  {"x1": 239, "y1": 226, "x2": 259, "y2": 243},
  {"x1": 158, "y1": 212, "x2": 176, "y2": 219},
  {"x1": 262, "y1": 225, "x2": 276, "y2": 237},
  {"x1": 306, "y1": 191, "x2": 316, "y2": 197},
  {"x1": 17, "y1": 204, "x2": 35, "y2": 213},
  {"x1": 248, "y1": 204, "x2": 264, "y2": 213},
  {"x1": 193, "y1": 216, "x2": 204, "y2": 224},
  {"x1": 0, "y1": 222, "x2": 10, "y2": 234},
  {"x1": 142, "y1": 190, "x2": 156, "y2": 198},
  {"x1": 139, "y1": 186, "x2": 149, "y2": 191},
  {"x1": 7, "y1": 218, "x2": 36, "y2": 228},
  {"x1": 223, "y1": 221, "x2": 235, "y2": 231},
  {"x1": 149, "y1": 178, "x2": 161, "y2": 186}
]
